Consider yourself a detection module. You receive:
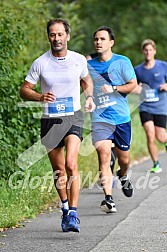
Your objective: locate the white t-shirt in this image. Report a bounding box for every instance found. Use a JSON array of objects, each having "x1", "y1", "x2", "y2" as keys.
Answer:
[{"x1": 25, "y1": 50, "x2": 88, "y2": 115}]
